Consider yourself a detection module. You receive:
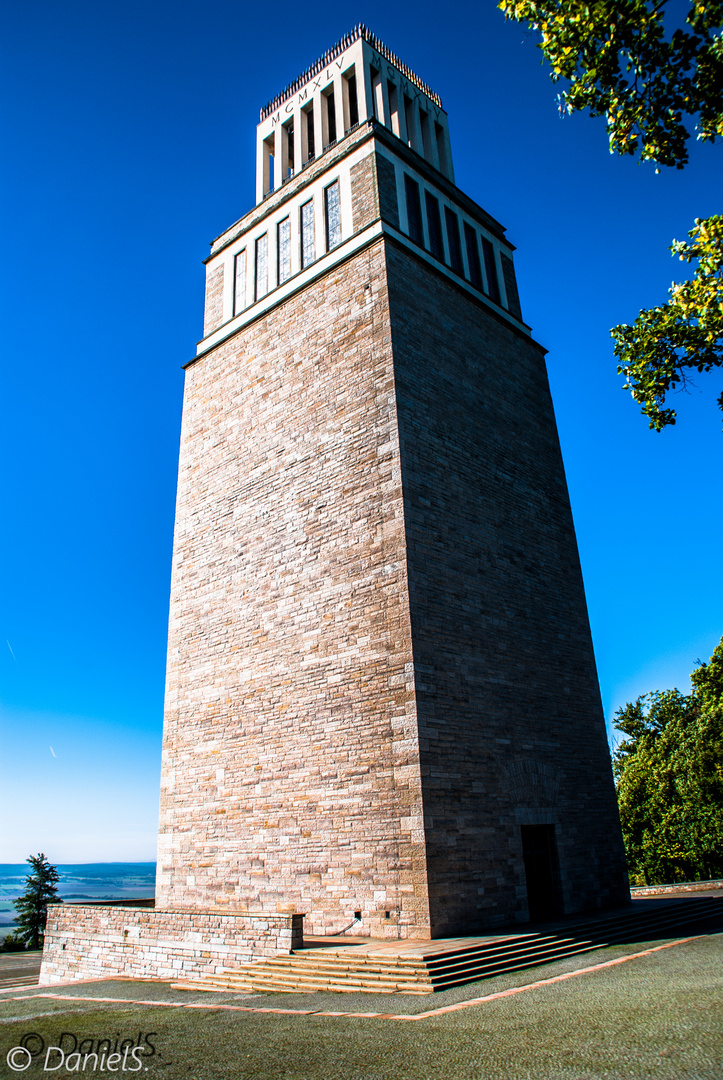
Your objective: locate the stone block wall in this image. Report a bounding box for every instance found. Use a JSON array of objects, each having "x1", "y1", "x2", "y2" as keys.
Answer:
[
  {"x1": 350, "y1": 150, "x2": 399, "y2": 232},
  {"x1": 155, "y1": 132, "x2": 629, "y2": 943},
  {"x1": 40, "y1": 906, "x2": 303, "y2": 984},
  {"x1": 159, "y1": 236, "x2": 432, "y2": 940},
  {"x1": 385, "y1": 237, "x2": 629, "y2": 933},
  {"x1": 350, "y1": 153, "x2": 379, "y2": 231}
]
